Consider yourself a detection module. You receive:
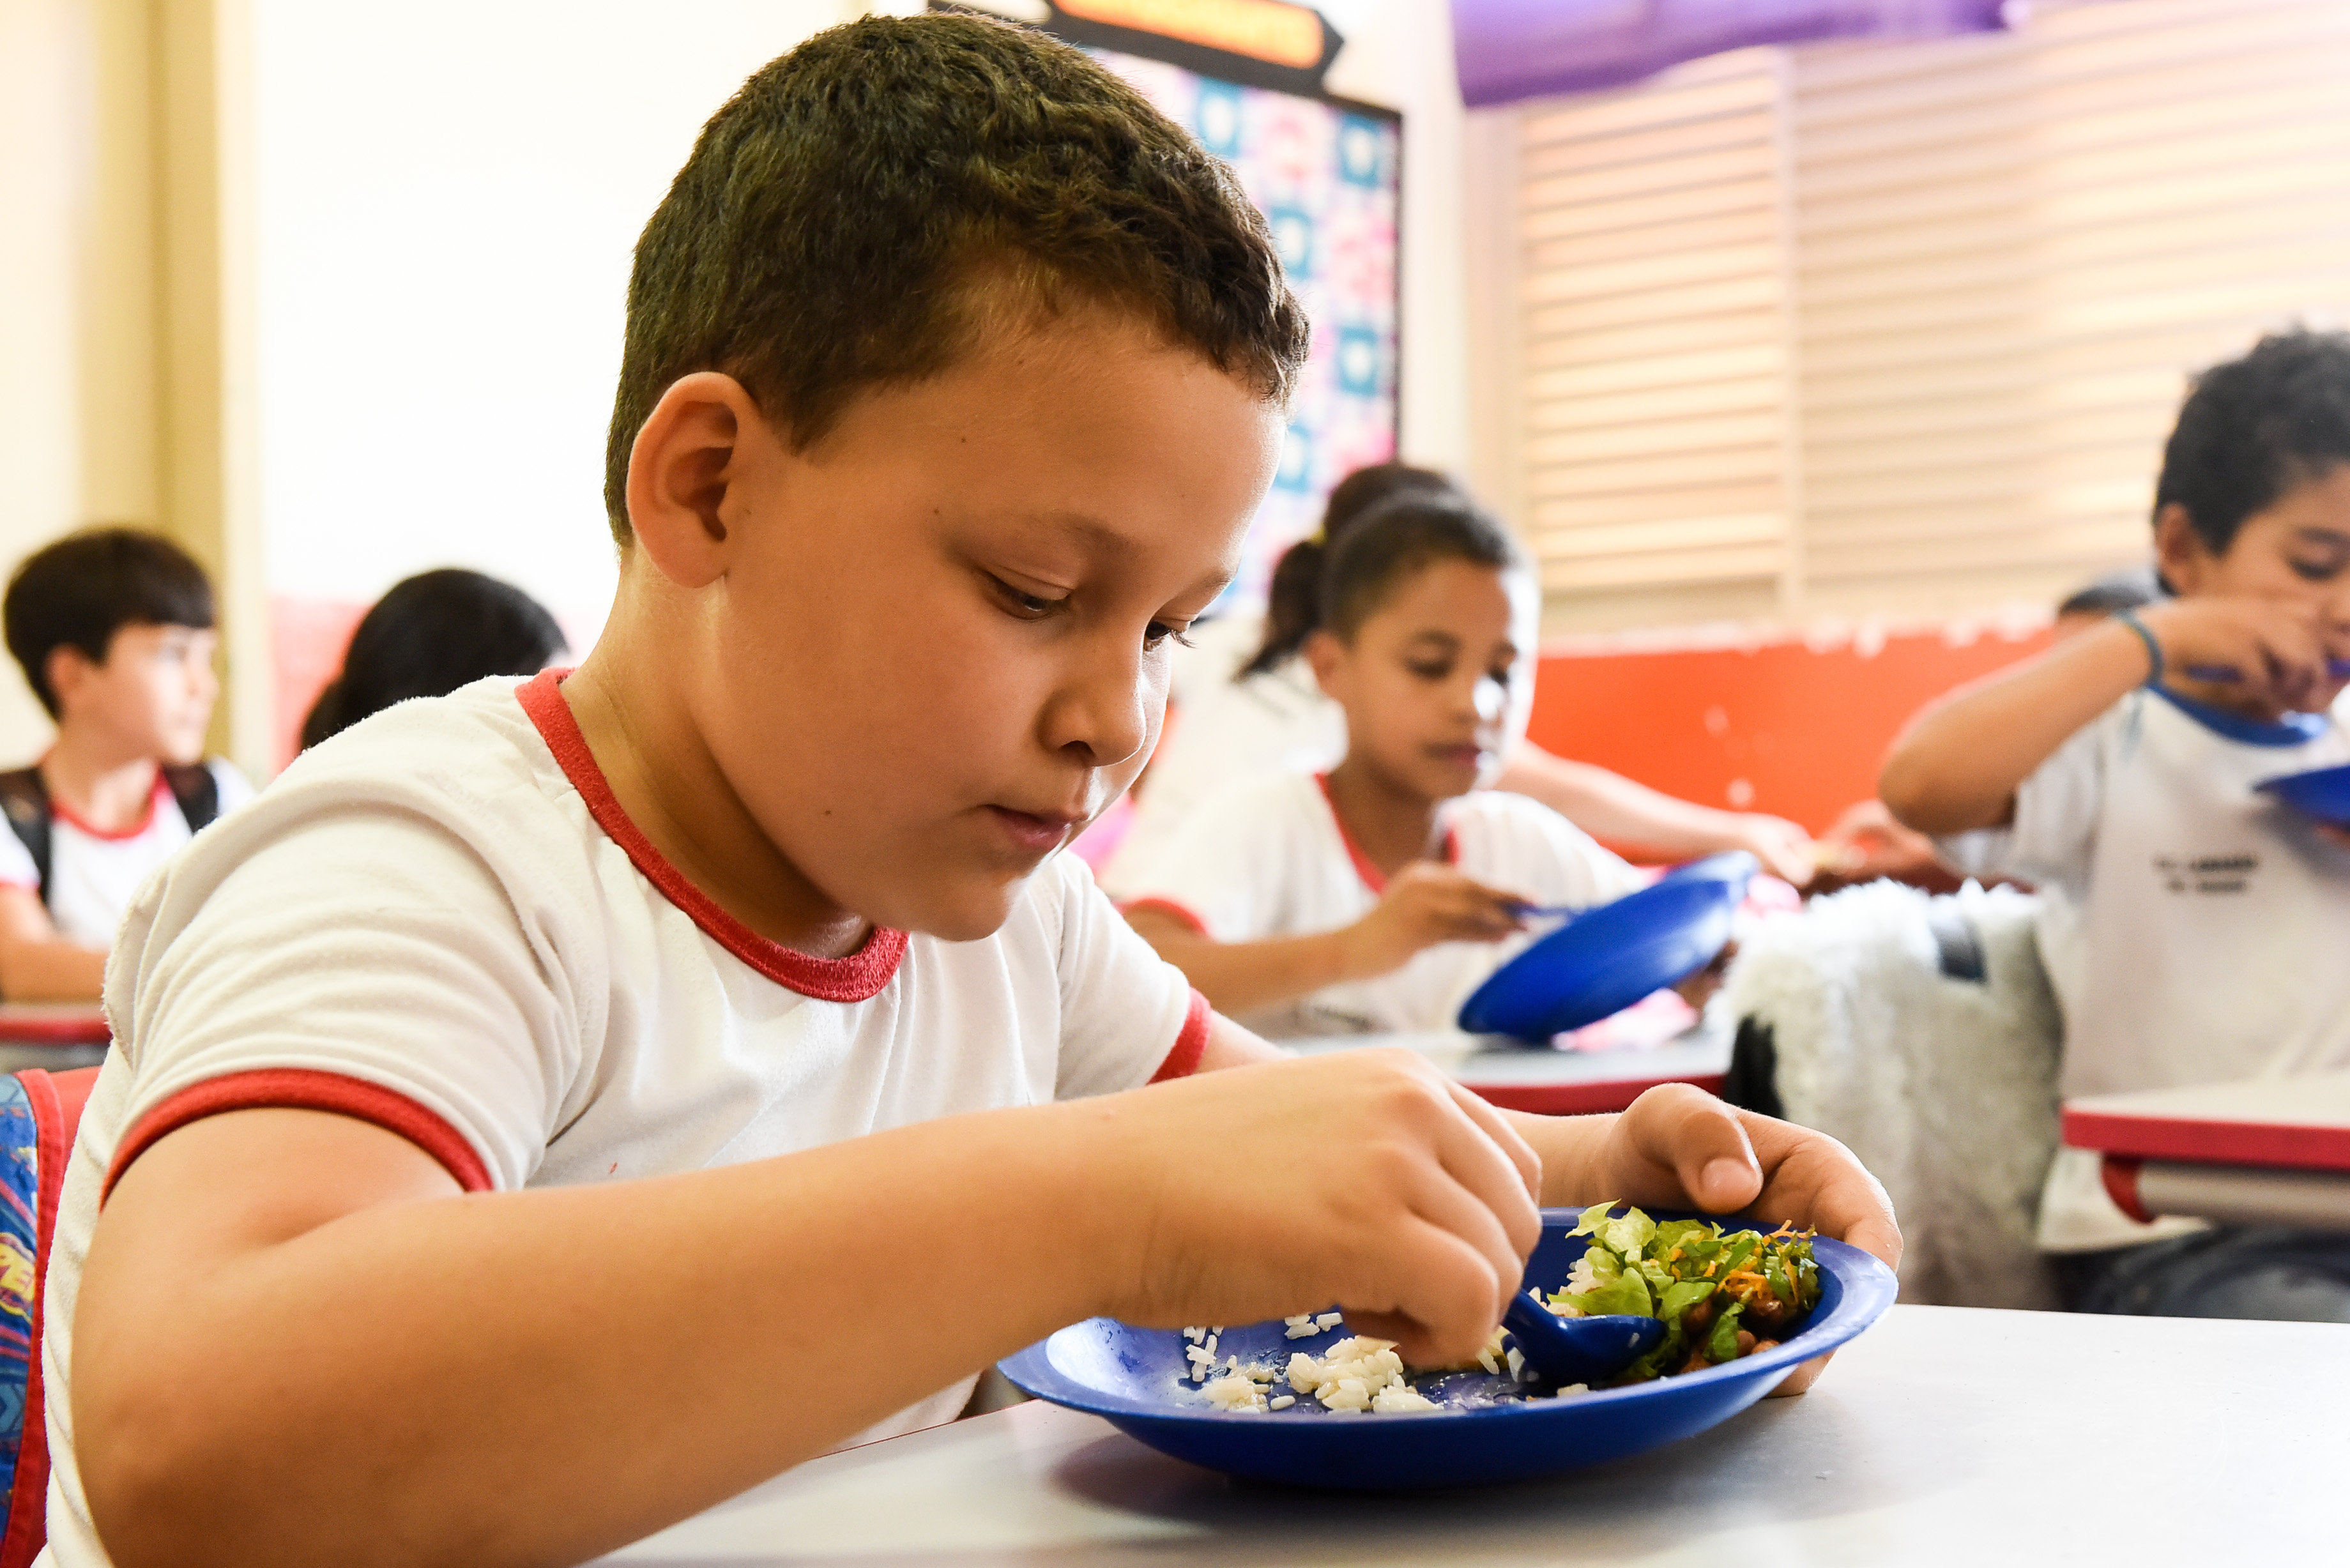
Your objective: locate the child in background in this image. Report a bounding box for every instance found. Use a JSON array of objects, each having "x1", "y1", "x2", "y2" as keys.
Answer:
[
  {"x1": 1102, "y1": 462, "x2": 1820, "y2": 894},
  {"x1": 1881, "y1": 329, "x2": 2350, "y2": 1317},
  {"x1": 45, "y1": 20, "x2": 1897, "y2": 1566},
  {"x1": 300, "y1": 568, "x2": 568, "y2": 749},
  {"x1": 0, "y1": 529, "x2": 250, "y2": 1001},
  {"x1": 1121, "y1": 492, "x2": 1684, "y2": 1037},
  {"x1": 1812, "y1": 566, "x2": 2165, "y2": 895}
]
